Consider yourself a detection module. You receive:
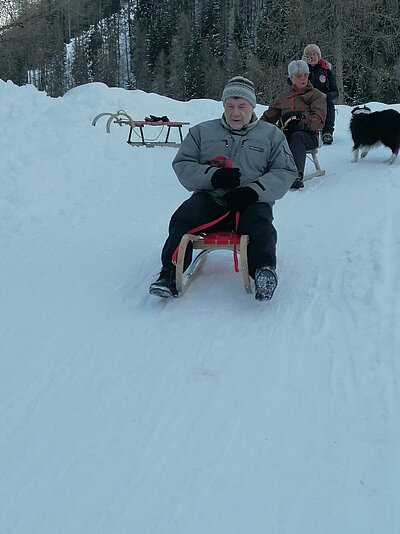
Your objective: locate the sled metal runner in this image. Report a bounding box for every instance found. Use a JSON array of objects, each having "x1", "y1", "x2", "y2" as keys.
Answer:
[
  {"x1": 304, "y1": 148, "x2": 326, "y2": 181},
  {"x1": 303, "y1": 132, "x2": 326, "y2": 181},
  {"x1": 175, "y1": 232, "x2": 252, "y2": 296}
]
